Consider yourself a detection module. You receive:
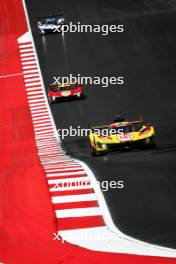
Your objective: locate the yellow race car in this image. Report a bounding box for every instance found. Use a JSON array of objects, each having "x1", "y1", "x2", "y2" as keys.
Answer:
[{"x1": 89, "y1": 119, "x2": 156, "y2": 155}]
